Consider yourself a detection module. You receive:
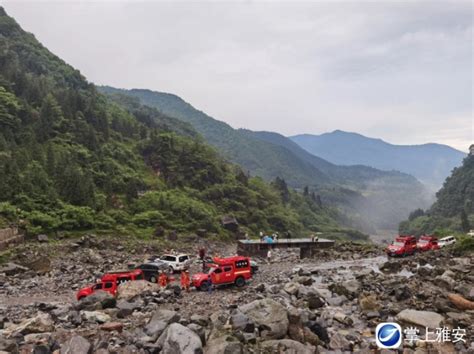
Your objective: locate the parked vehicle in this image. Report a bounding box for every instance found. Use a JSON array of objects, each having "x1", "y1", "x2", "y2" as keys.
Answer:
[
  {"x1": 416, "y1": 235, "x2": 440, "y2": 252},
  {"x1": 192, "y1": 256, "x2": 252, "y2": 291},
  {"x1": 159, "y1": 254, "x2": 191, "y2": 273},
  {"x1": 136, "y1": 261, "x2": 168, "y2": 283},
  {"x1": 385, "y1": 235, "x2": 417, "y2": 257},
  {"x1": 250, "y1": 260, "x2": 259, "y2": 274},
  {"x1": 438, "y1": 236, "x2": 456, "y2": 248},
  {"x1": 467, "y1": 230, "x2": 474, "y2": 237},
  {"x1": 76, "y1": 269, "x2": 144, "y2": 300}
]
